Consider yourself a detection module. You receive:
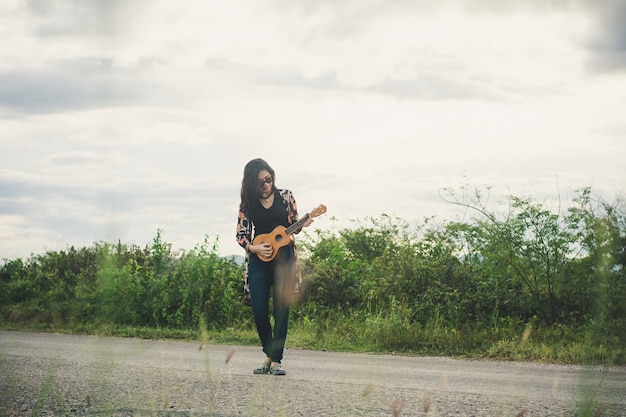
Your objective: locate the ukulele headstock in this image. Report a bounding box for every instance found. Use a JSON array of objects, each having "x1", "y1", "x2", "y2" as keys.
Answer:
[{"x1": 309, "y1": 204, "x2": 327, "y2": 219}]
